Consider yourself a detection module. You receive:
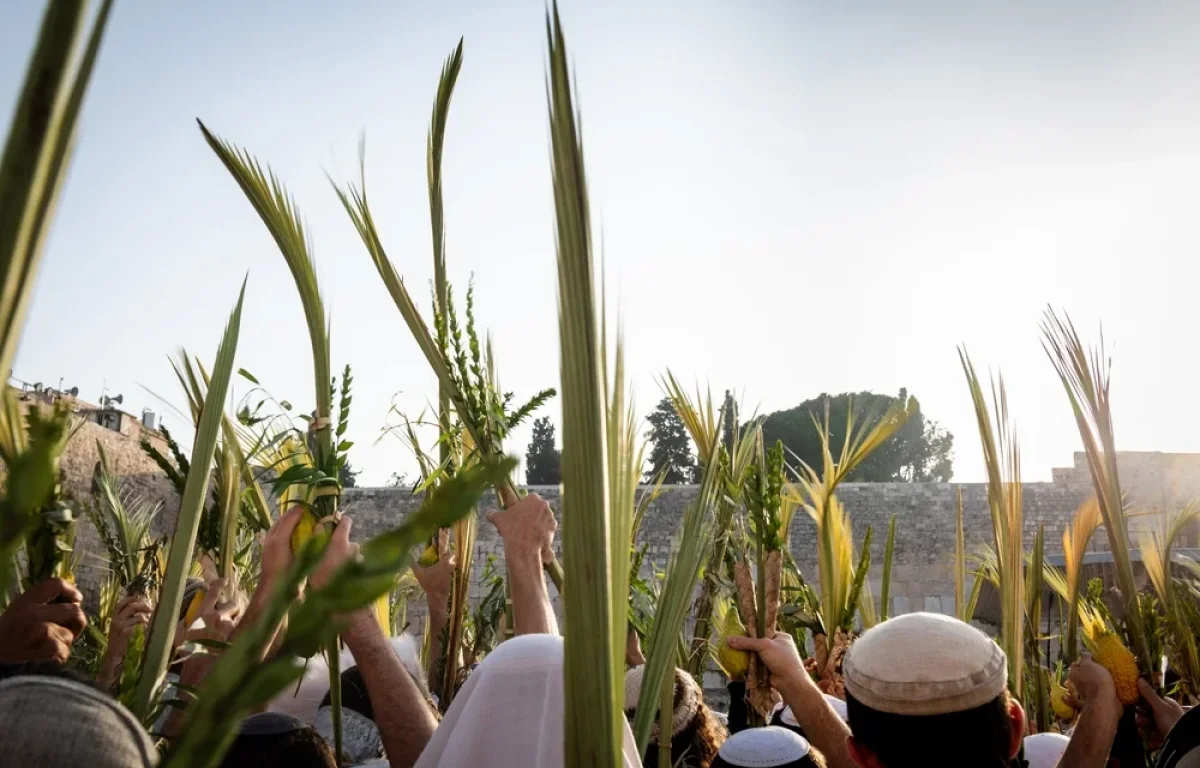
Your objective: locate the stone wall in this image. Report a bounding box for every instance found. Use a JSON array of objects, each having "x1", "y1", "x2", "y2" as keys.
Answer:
[
  {"x1": 24, "y1": 422, "x2": 1200, "y2": 626},
  {"x1": 339, "y1": 450, "x2": 1200, "y2": 627},
  {"x1": 0, "y1": 392, "x2": 182, "y2": 602},
  {"x1": 339, "y1": 481, "x2": 1092, "y2": 627}
]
